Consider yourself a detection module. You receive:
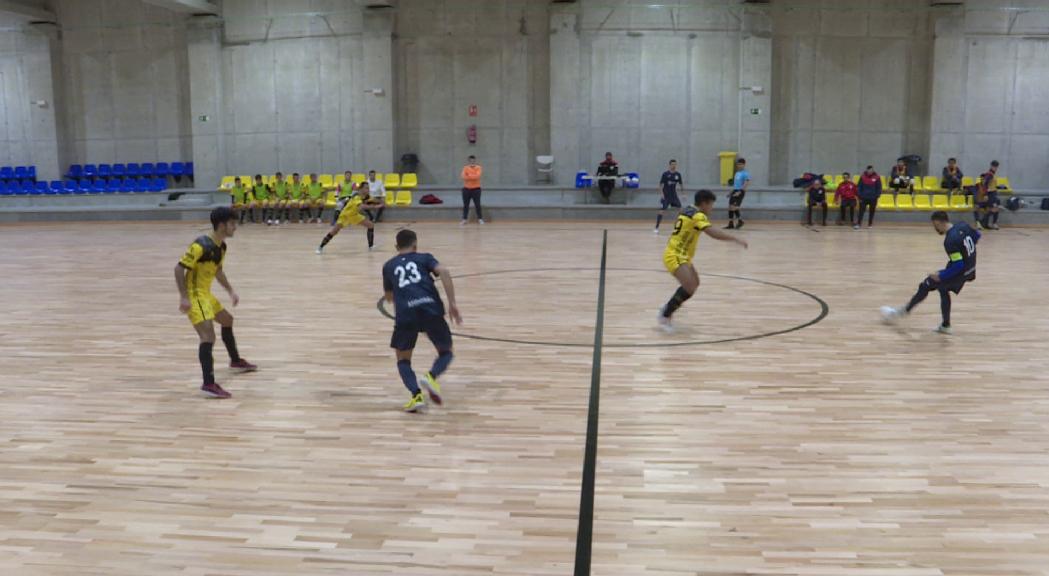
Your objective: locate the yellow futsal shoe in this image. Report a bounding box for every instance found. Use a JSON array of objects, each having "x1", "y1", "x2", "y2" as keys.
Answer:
[
  {"x1": 421, "y1": 372, "x2": 443, "y2": 406},
  {"x1": 403, "y1": 393, "x2": 426, "y2": 413}
]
